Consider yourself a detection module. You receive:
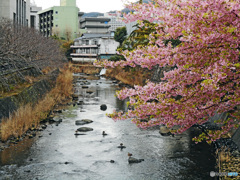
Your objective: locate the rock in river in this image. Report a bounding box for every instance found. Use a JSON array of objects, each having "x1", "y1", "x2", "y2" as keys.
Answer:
[
  {"x1": 77, "y1": 127, "x2": 93, "y2": 132},
  {"x1": 159, "y1": 126, "x2": 173, "y2": 136},
  {"x1": 128, "y1": 157, "x2": 144, "y2": 164},
  {"x1": 75, "y1": 119, "x2": 93, "y2": 125},
  {"x1": 82, "y1": 86, "x2": 89, "y2": 89},
  {"x1": 100, "y1": 104, "x2": 107, "y2": 111}
]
